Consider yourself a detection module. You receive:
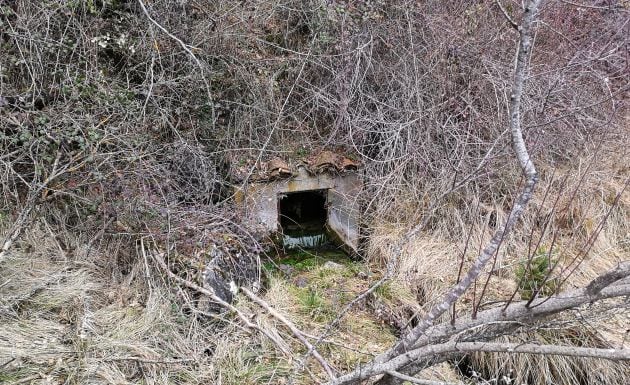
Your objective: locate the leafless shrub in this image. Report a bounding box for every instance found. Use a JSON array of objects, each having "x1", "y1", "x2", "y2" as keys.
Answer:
[
  {"x1": 1, "y1": 0, "x2": 628, "y2": 384},
  {"x1": 162, "y1": 140, "x2": 224, "y2": 204}
]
